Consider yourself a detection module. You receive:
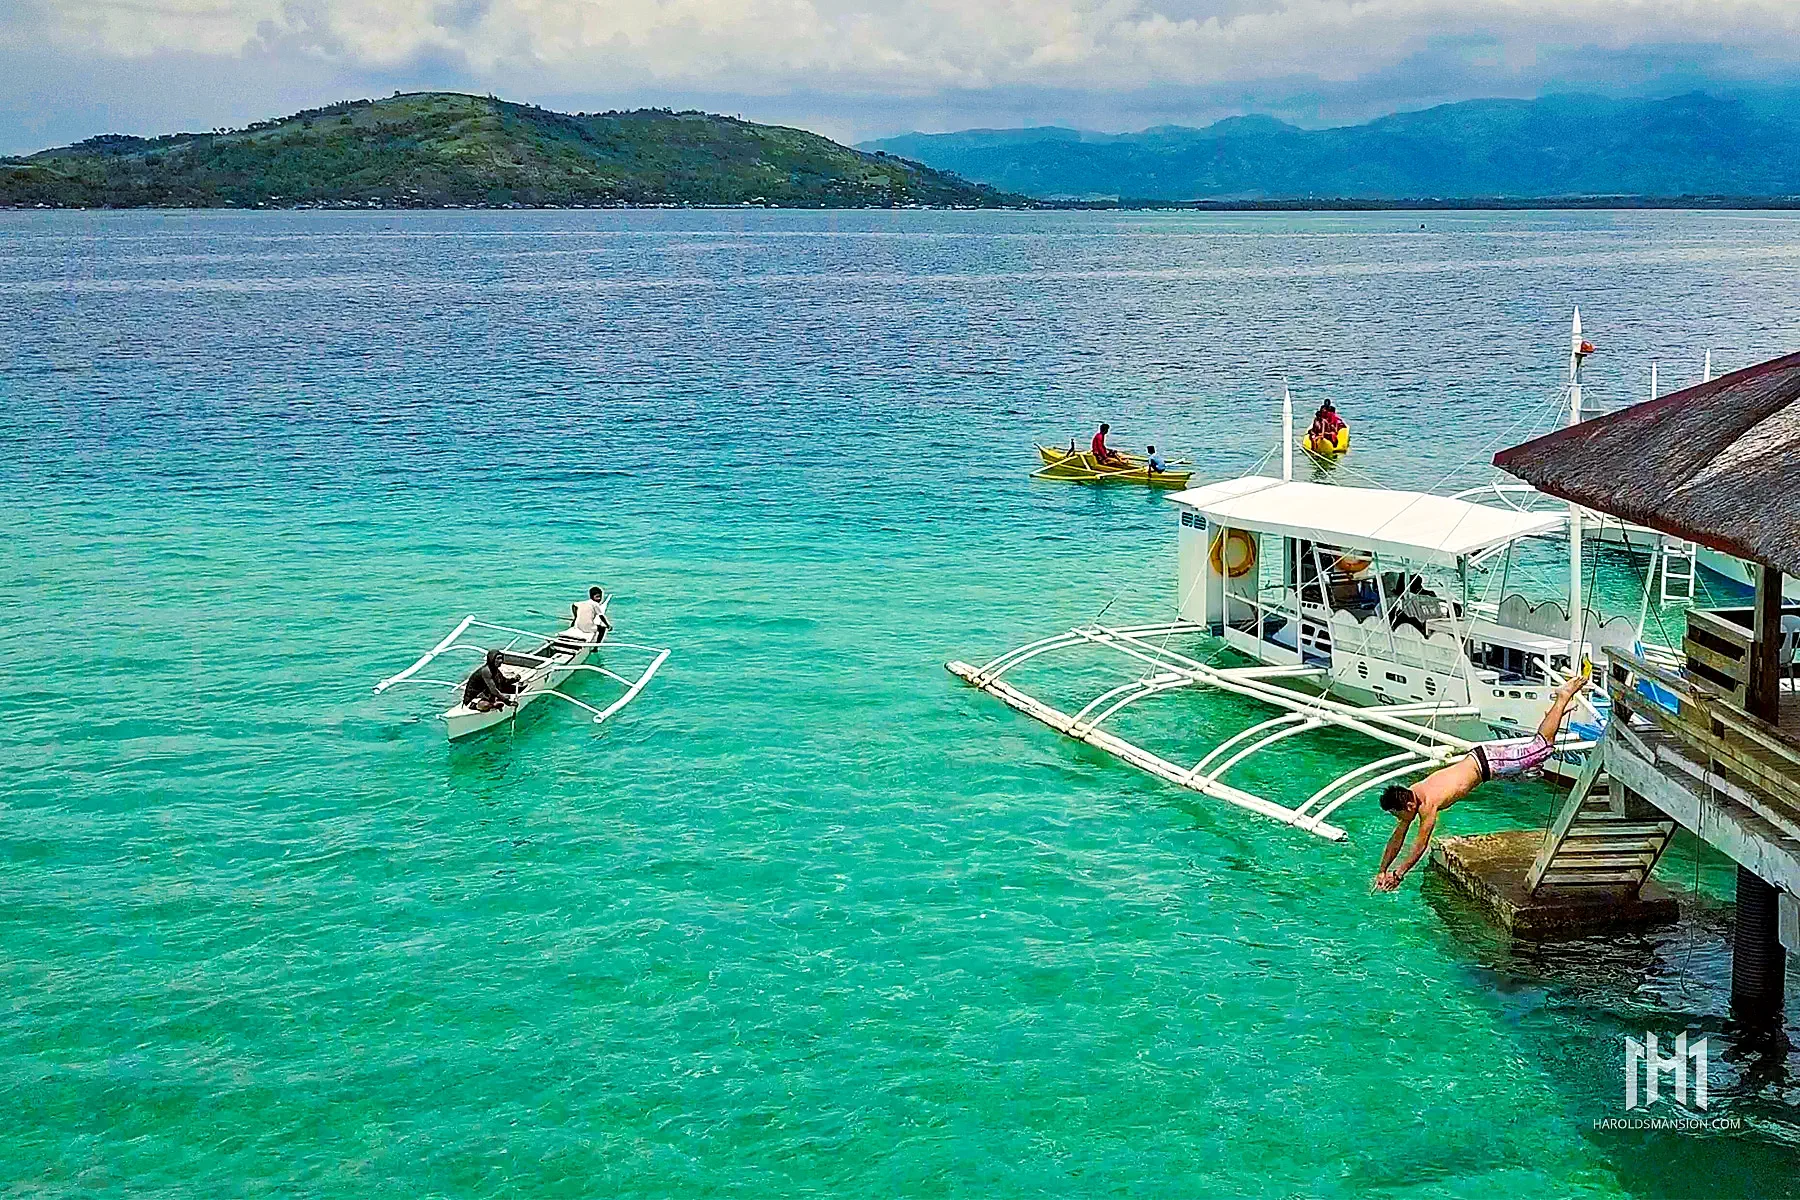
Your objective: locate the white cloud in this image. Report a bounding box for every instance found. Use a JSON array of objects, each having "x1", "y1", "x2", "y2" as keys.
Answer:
[
  {"x1": 7, "y1": 0, "x2": 1800, "y2": 153},
  {"x1": 19, "y1": 0, "x2": 1800, "y2": 95}
]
